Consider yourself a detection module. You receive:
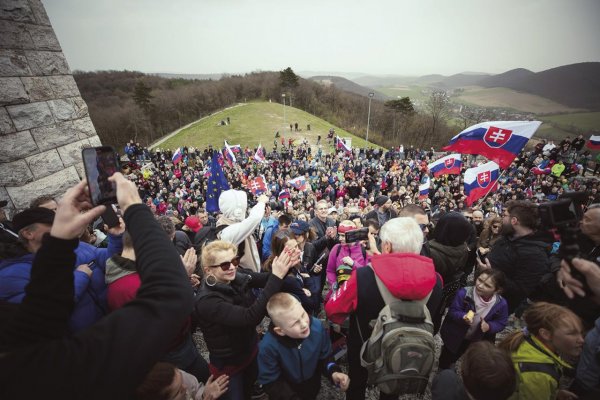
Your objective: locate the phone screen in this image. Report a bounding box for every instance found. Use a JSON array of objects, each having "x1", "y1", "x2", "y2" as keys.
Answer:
[{"x1": 82, "y1": 146, "x2": 119, "y2": 205}]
